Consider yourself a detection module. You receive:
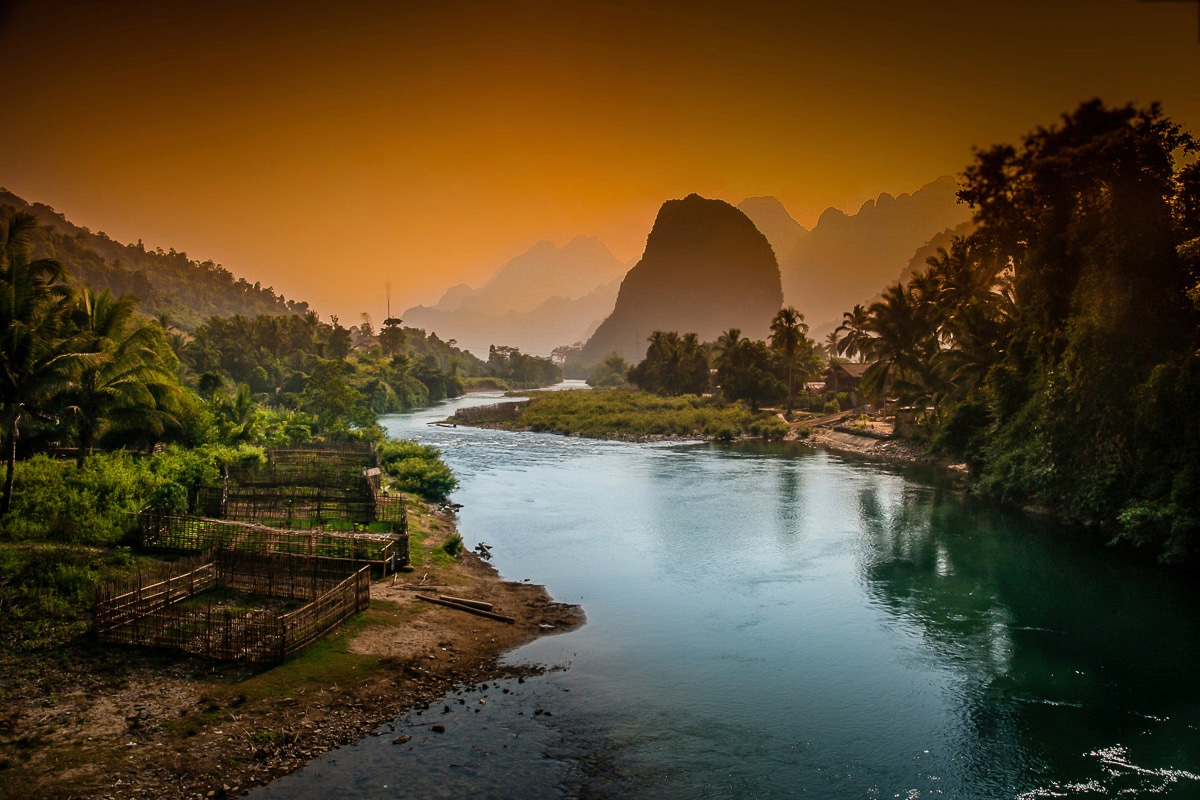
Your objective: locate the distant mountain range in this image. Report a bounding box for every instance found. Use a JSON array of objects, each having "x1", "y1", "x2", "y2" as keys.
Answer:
[
  {"x1": 739, "y1": 176, "x2": 973, "y2": 335},
  {"x1": 581, "y1": 194, "x2": 782, "y2": 363},
  {"x1": 402, "y1": 236, "x2": 628, "y2": 356},
  {"x1": 4, "y1": 175, "x2": 972, "y2": 358},
  {"x1": 411, "y1": 177, "x2": 972, "y2": 362},
  {"x1": 0, "y1": 188, "x2": 305, "y2": 331}
]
